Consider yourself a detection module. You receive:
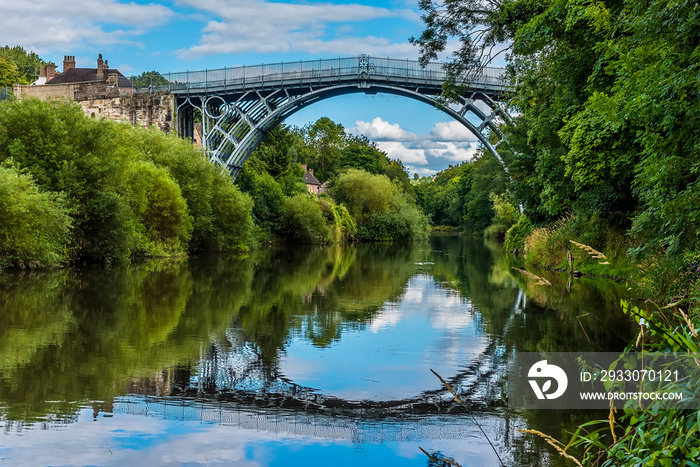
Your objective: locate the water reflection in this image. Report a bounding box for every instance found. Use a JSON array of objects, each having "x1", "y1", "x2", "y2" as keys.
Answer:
[{"x1": 0, "y1": 236, "x2": 634, "y2": 466}]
